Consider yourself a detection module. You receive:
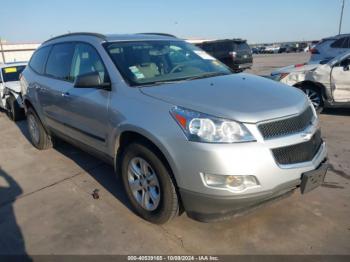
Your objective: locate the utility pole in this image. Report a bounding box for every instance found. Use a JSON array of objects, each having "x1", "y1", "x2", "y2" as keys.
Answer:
[
  {"x1": 0, "y1": 37, "x2": 6, "y2": 63},
  {"x1": 339, "y1": 0, "x2": 345, "y2": 35}
]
